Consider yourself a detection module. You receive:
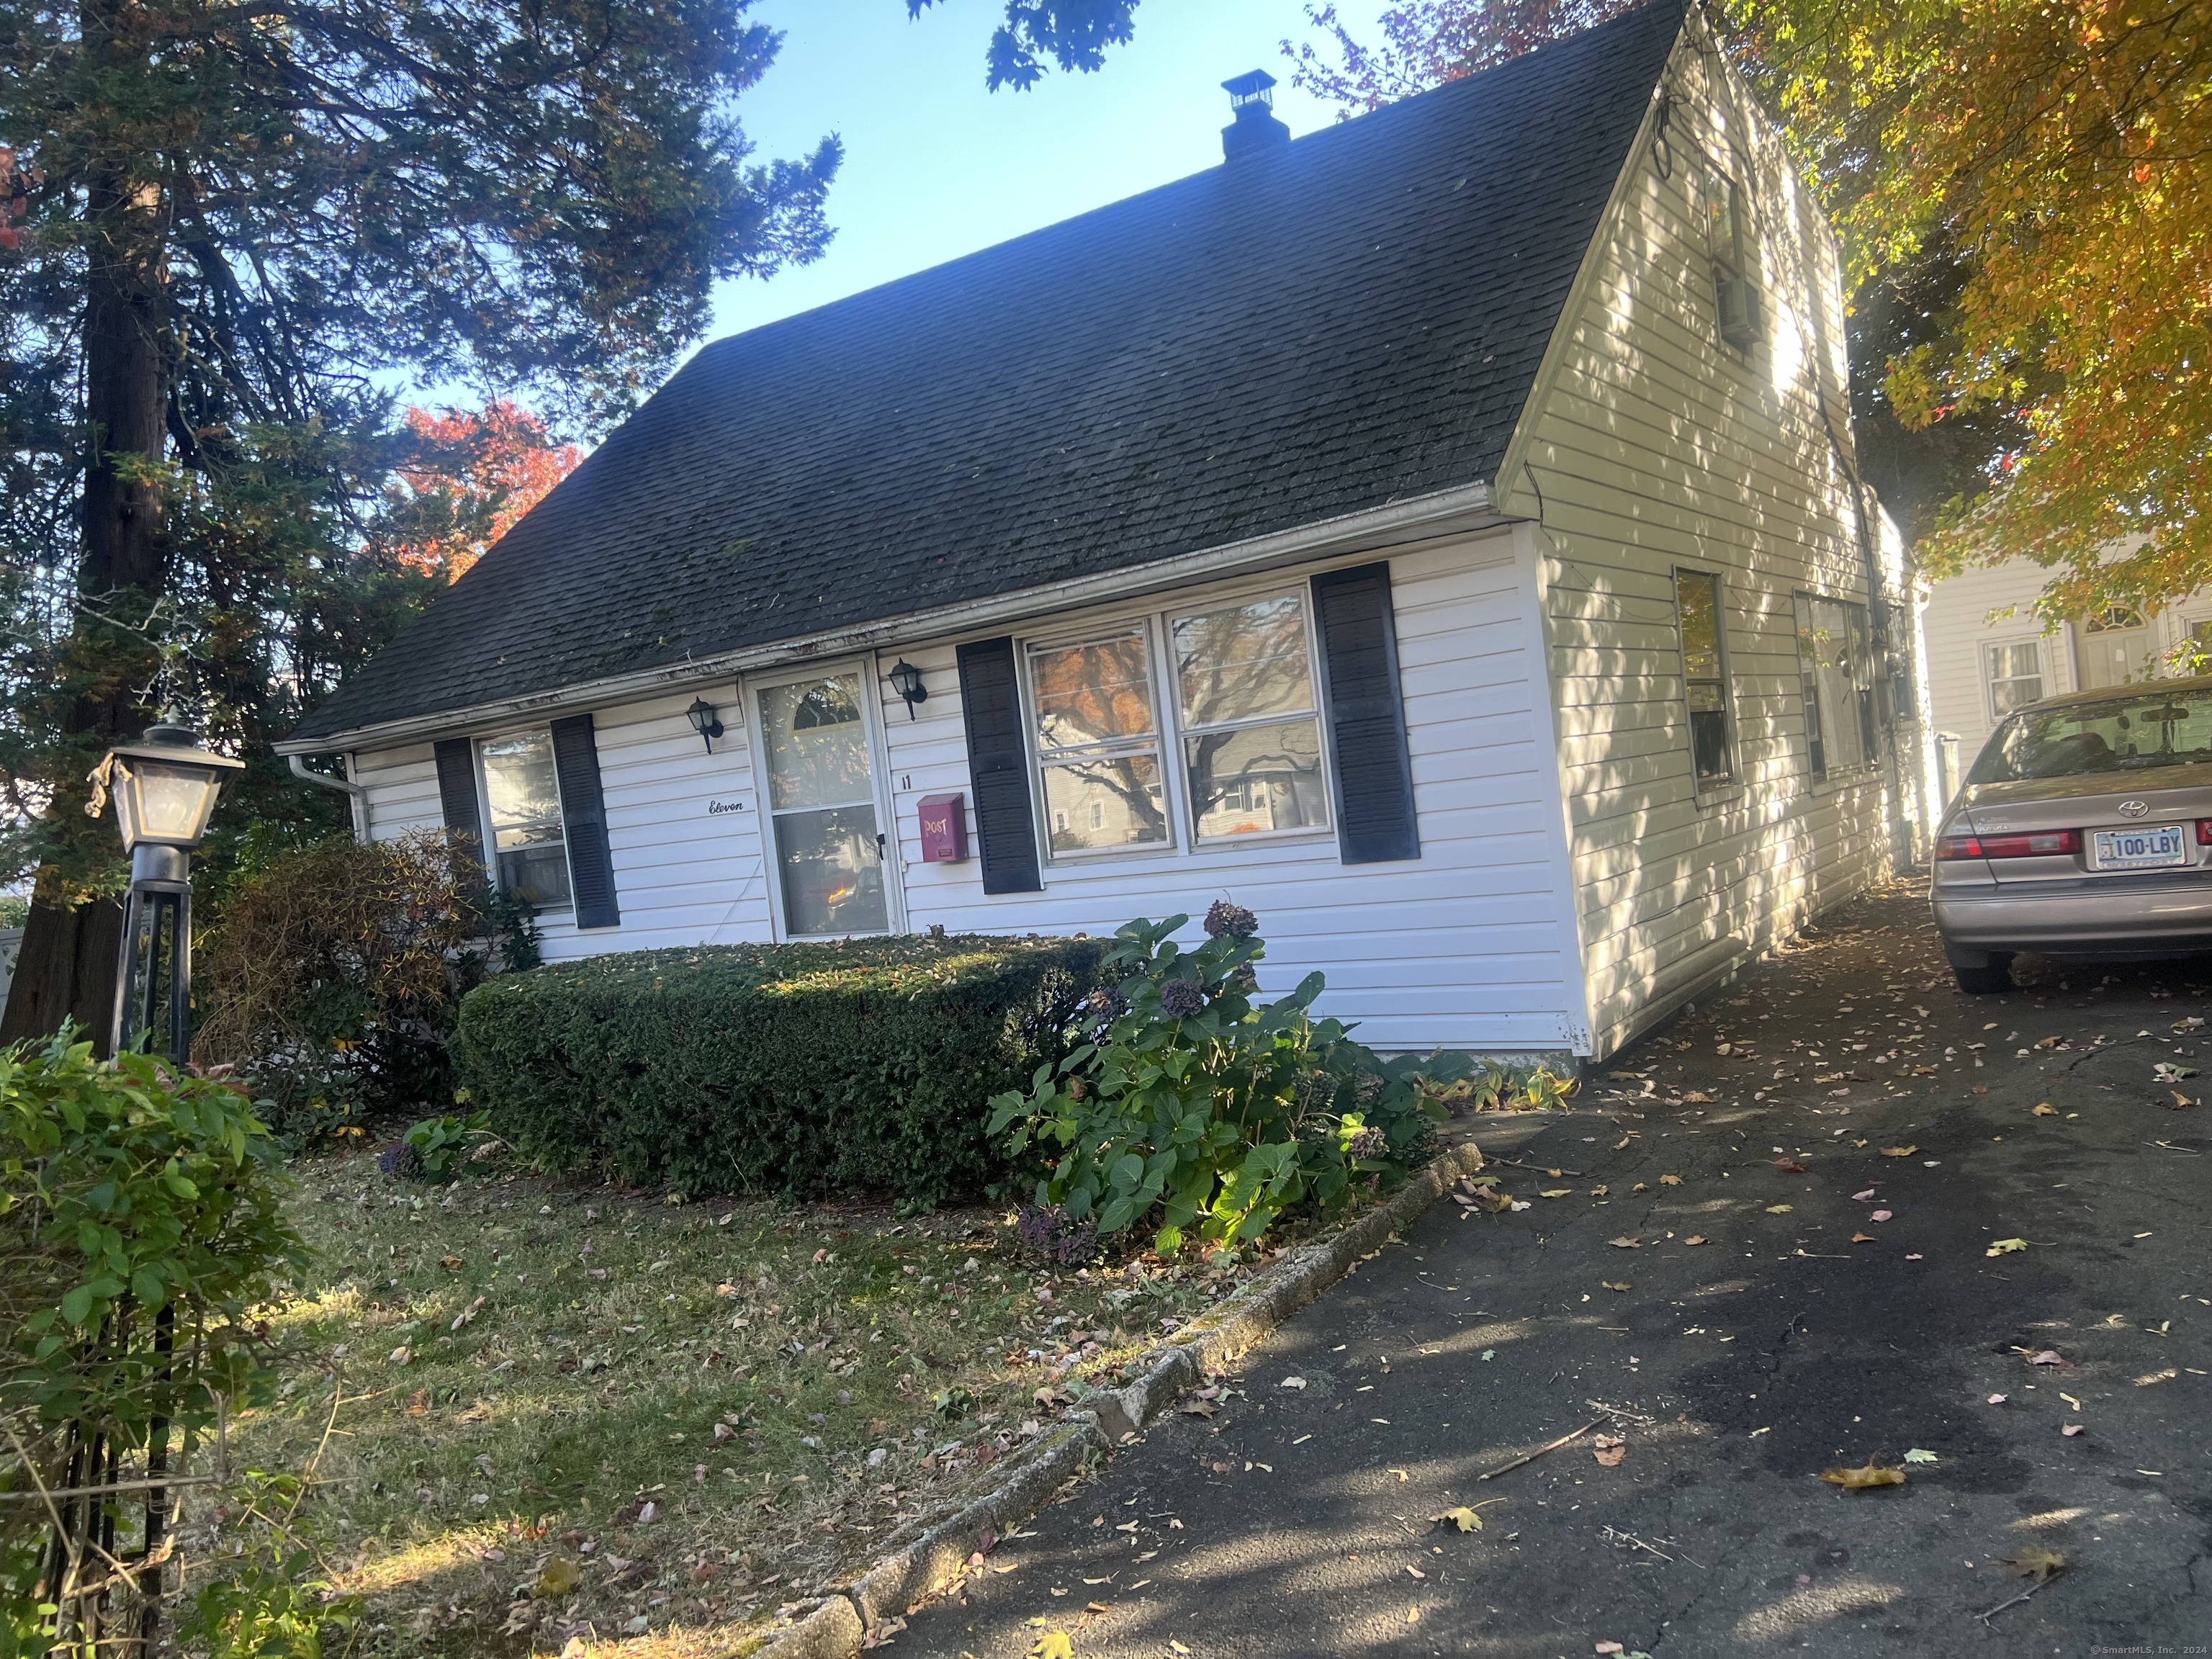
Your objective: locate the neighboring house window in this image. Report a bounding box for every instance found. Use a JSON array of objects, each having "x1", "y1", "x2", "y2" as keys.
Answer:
[
  {"x1": 1673, "y1": 569, "x2": 1735, "y2": 786},
  {"x1": 1984, "y1": 640, "x2": 2045, "y2": 716},
  {"x1": 478, "y1": 729, "x2": 572, "y2": 907},
  {"x1": 1169, "y1": 593, "x2": 1330, "y2": 842},
  {"x1": 1794, "y1": 593, "x2": 1877, "y2": 782},
  {"x1": 1025, "y1": 630, "x2": 1171, "y2": 855}
]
